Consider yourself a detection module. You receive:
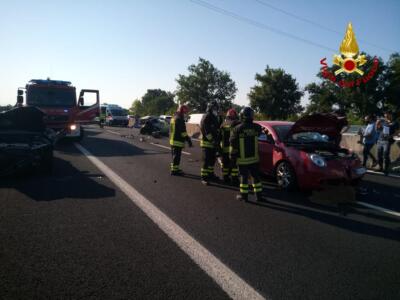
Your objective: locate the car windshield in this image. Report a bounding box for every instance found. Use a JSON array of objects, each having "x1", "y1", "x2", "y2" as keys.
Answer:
[
  {"x1": 272, "y1": 125, "x2": 292, "y2": 141},
  {"x1": 289, "y1": 132, "x2": 330, "y2": 143},
  {"x1": 110, "y1": 109, "x2": 127, "y2": 116},
  {"x1": 27, "y1": 87, "x2": 76, "y2": 107}
]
